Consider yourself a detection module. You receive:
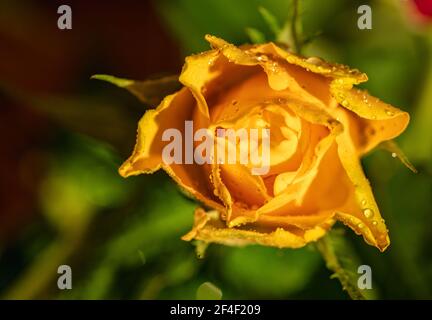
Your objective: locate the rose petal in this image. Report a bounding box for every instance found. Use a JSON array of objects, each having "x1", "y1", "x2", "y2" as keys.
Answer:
[
  {"x1": 257, "y1": 140, "x2": 345, "y2": 217},
  {"x1": 119, "y1": 87, "x2": 223, "y2": 211},
  {"x1": 205, "y1": 35, "x2": 331, "y2": 110},
  {"x1": 253, "y1": 42, "x2": 368, "y2": 86},
  {"x1": 335, "y1": 110, "x2": 390, "y2": 251},
  {"x1": 182, "y1": 208, "x2": 331, "y2": 248},
  {"x1": 331, "y1": 86, "x2": 410, "y2": 154},
  {"x1": 179, "y1": 50, "x2": 218, "y2": 118},
  {"x1": 219, "y1": 163, "x2": 270, "y2": 207}
]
